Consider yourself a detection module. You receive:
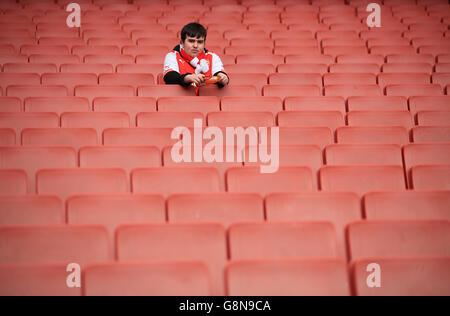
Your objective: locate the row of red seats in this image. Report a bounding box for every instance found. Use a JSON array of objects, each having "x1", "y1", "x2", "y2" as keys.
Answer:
[
  {"x1": 0, "y1": 220, "x2": 449, "y2": 295},
  {"x1": 0, "y1": 163, "x2": 449, "y2": 198}
]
